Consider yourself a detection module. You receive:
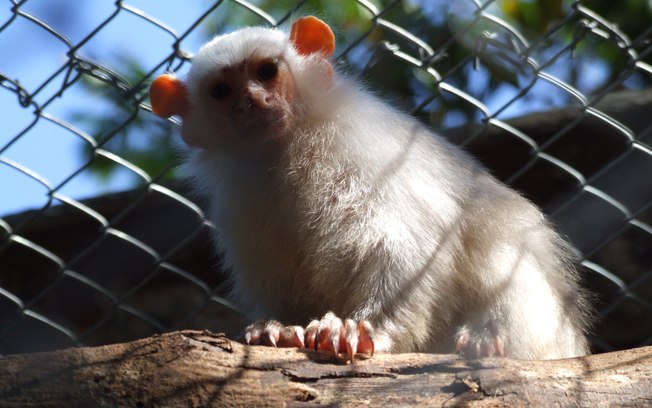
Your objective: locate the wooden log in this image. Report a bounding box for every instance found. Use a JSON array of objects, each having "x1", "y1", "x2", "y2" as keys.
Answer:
[{"x1": 0, "y1": 330, "x2": 650, "y2": 407}]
